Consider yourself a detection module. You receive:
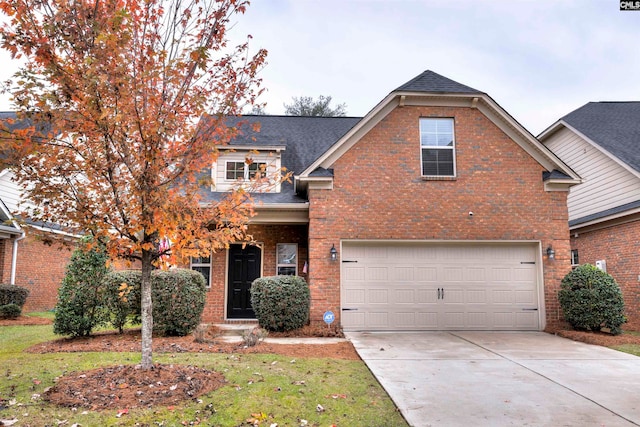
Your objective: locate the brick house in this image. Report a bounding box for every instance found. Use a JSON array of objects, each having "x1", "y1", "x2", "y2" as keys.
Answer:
[
  {"x1": 198, "y1": 70, "x2": 580, "y2": 331},
  {"x1": 539, "y1": 102, "x2": 640, "y2": 329},
  {"x1": 0, "y1": 171, "x2": 74, "y2": 312},
  {"x1": 0, "y1": 113, "x2": 75, "y2": 312}
]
